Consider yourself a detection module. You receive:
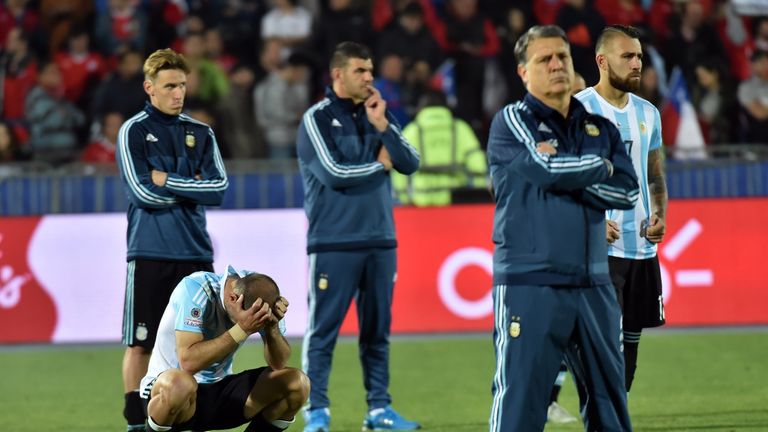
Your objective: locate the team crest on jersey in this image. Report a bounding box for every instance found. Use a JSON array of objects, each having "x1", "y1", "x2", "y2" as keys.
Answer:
[
  {"x1": 185, "y1": 132, "x2": 196, "y2": 148},
  {"x1": 639, "y1": 121, "x2": 647, "y2": 134},
  {"x1": 190, "y1": 307, "x2": 201, "y2": 318},
  {"x1": 509, "y1": 316, "x2": 521, "y2": 338},
  {"x1": 136, "y1": 324, "x2": 148, "y2": 341},
  {"x1": 318, "y1": 274, "x2": 328, "y2": 290},
  {"x1": 585, "y1": 123, "x2": 600, "y2": 137}
]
